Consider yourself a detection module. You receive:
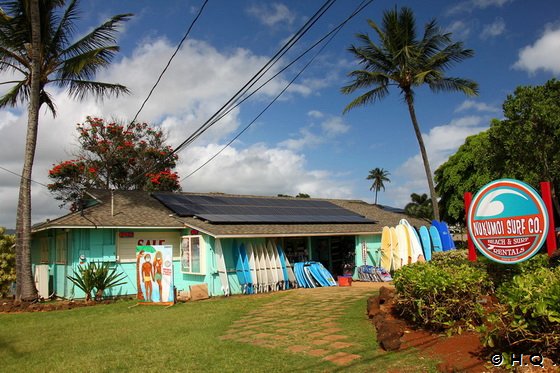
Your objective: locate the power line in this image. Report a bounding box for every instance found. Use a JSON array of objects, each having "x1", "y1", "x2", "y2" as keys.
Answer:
[
  {"x1": 0, "y1": 165, "x2": 50, "y2": 188},
  {"x1": 130, "y1": 0, "x2": 210, "y2": 125},
  {"x1": 181, "y1": 0, "x2": 374, "y2": 181},
  {"x1": 124, "y1": 0, "x2": 338, "y2": 188}
]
